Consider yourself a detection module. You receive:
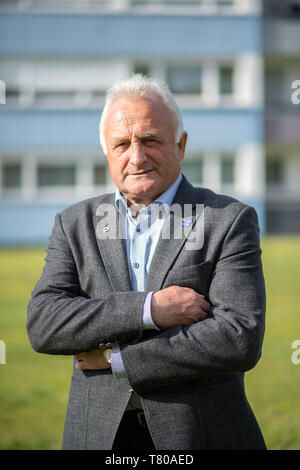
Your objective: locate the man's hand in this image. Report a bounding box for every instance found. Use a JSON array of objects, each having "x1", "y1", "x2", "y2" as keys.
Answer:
[
  {"x1": 73, "y1": 349, "x2": 111, "y2": 370},
  {"x1": 151, "y1": 285, "x2": 210, "y2": 330}
]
